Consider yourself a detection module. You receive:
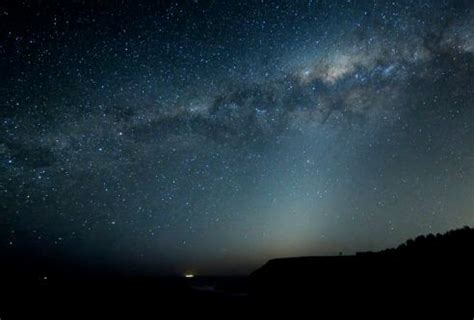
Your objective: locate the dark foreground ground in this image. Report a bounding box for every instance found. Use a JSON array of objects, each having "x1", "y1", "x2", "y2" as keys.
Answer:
[
  {"x1": 2, "y1": 275, "x2": 252, "y2": 319},
  {"x1": 2, "y1": 227, "x2": 474, "y2": 319},
  {"x1": 2, "y1": 259, "x2": 473, "y2": 320},
  {"x1": 1, "y1": 263, "x2": 474, "y2": 320}
]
